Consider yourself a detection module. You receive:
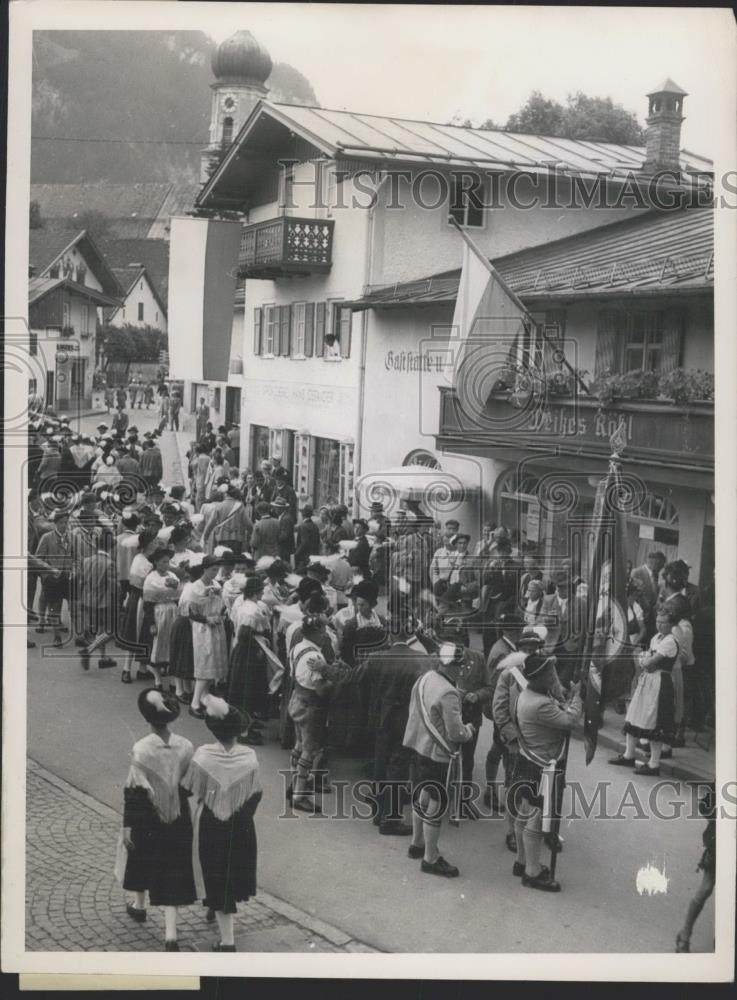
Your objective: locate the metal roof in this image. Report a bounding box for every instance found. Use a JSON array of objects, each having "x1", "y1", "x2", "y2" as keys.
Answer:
[
  {"x1": 353, "y1": 207, "x2": 713, "y2": 308},
  {"x1": 199, "y1": 101, "x2": 713, "y2": 206}
]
